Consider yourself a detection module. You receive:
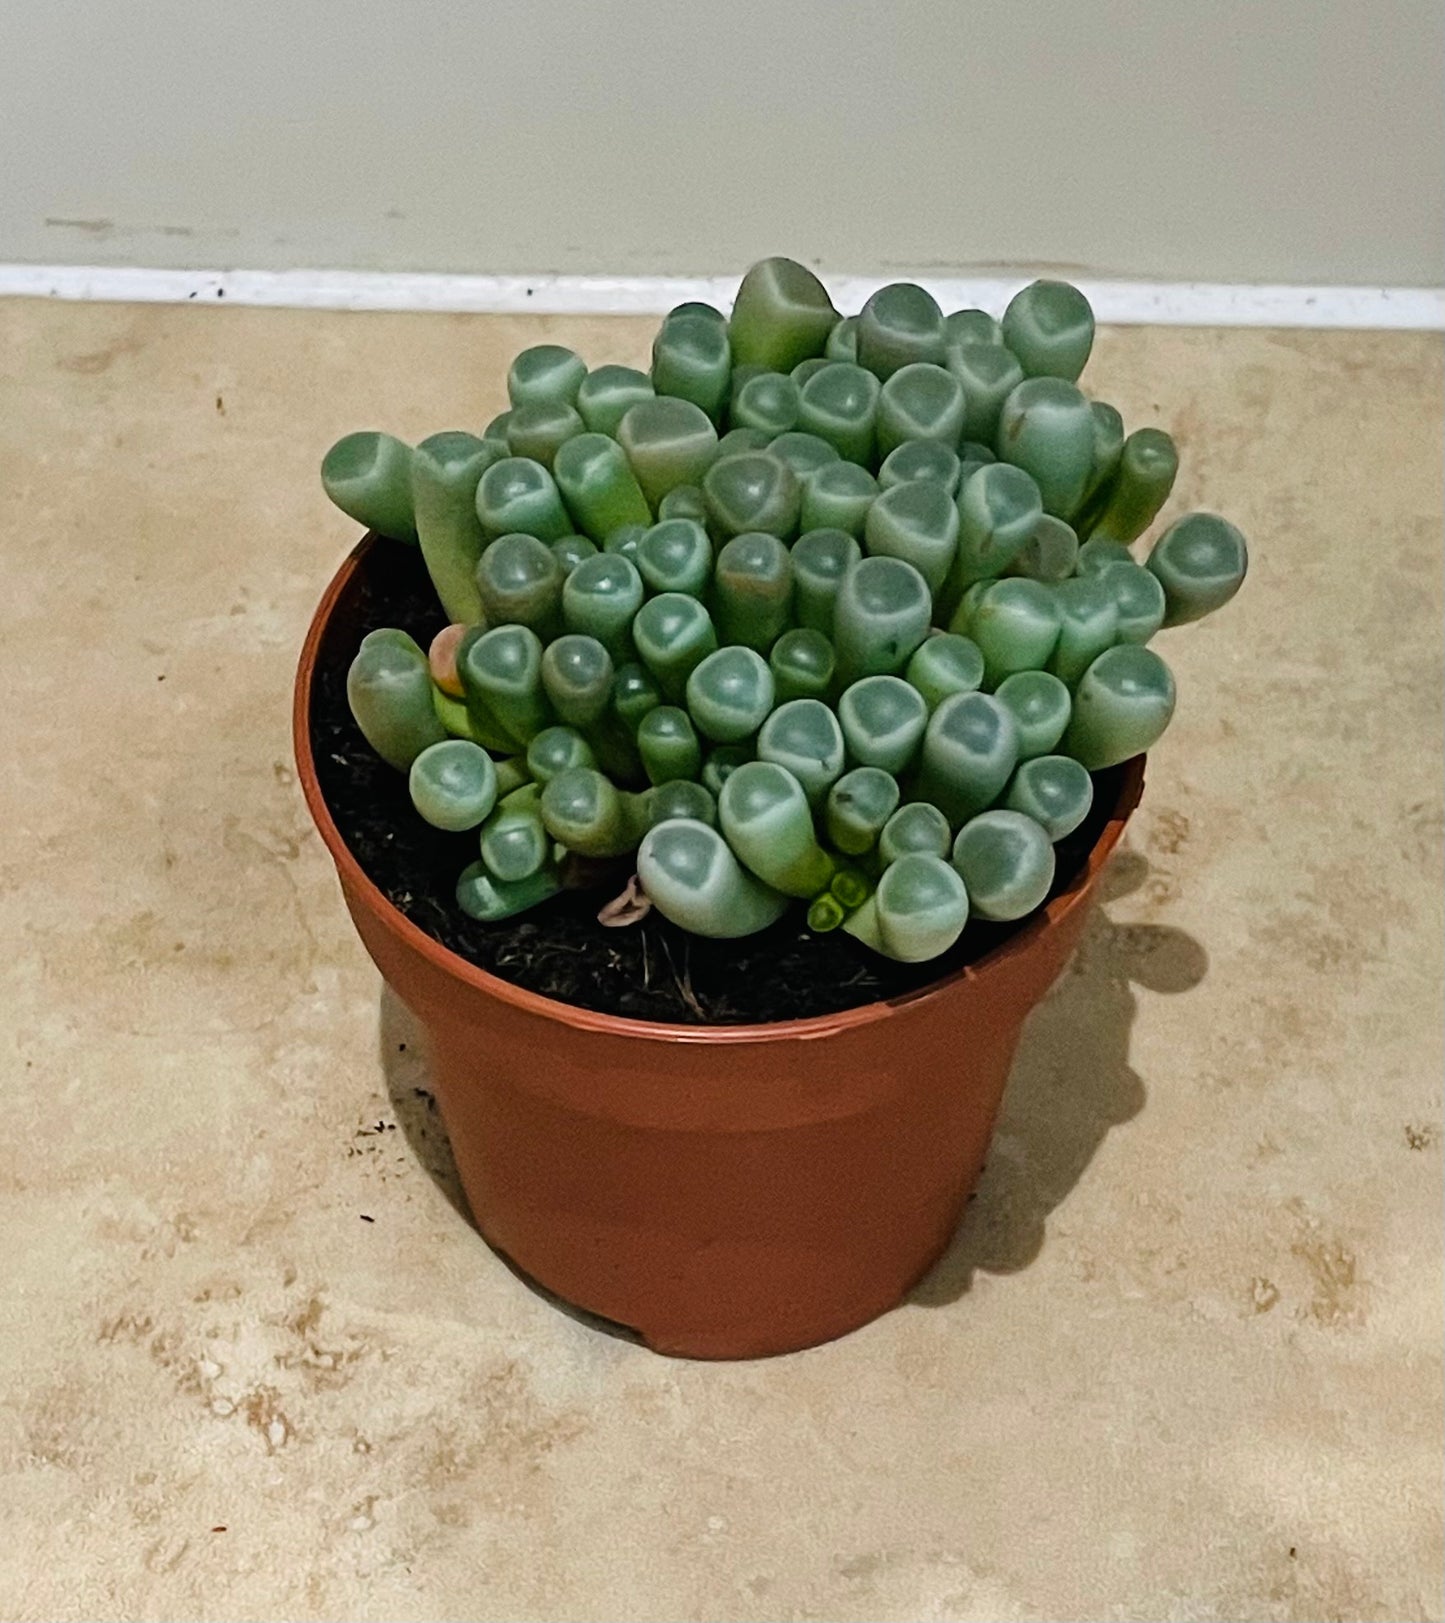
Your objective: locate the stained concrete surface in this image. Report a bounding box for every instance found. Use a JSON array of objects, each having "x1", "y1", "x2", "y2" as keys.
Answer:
[{"x1": 0, "y1": 302, "x2": 1440, "y2": 1621}]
